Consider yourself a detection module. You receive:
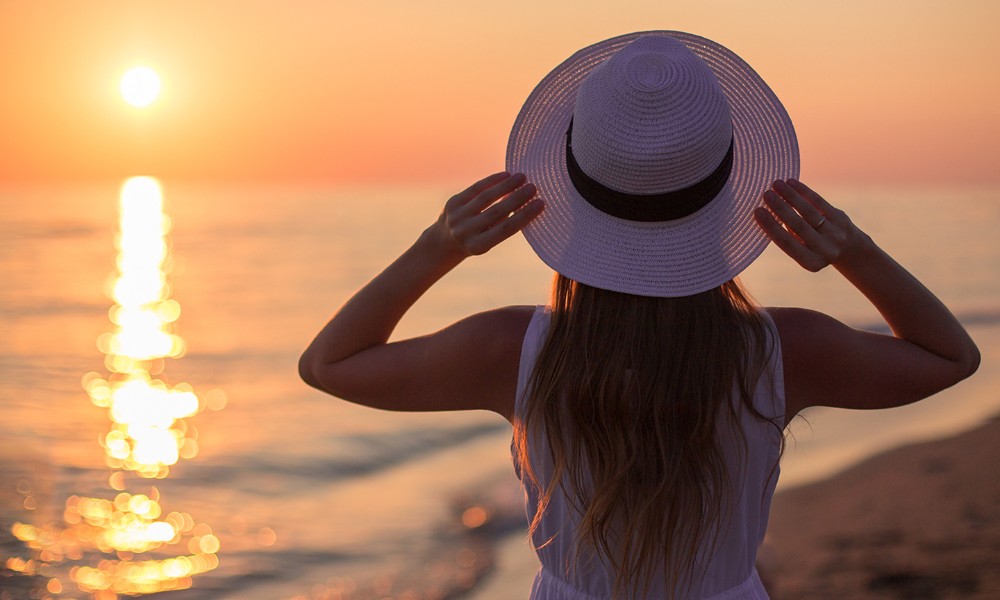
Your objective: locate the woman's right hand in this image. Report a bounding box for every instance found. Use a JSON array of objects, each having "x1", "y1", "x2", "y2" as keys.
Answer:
[
  {"x1": 753, "y1": 179, "x2": 872, "y2": 273},
  {"x1": 425, "y1": 171, "x2": 543, "y2": 263}
]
